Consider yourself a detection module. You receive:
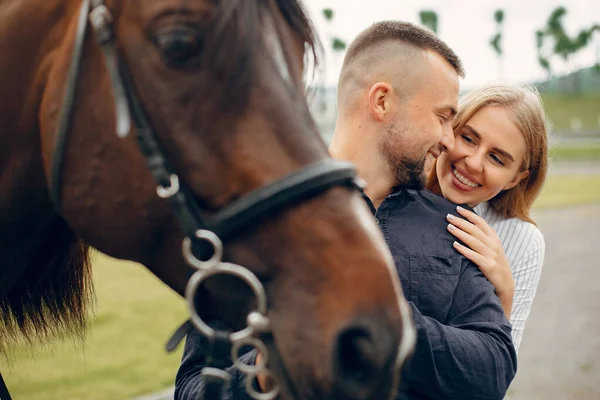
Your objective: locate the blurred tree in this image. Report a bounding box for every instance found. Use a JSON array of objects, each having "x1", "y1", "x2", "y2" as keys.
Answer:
[
  {"x1": 314, "y1": 6, "x2": 348, "y2": 114},
  {"x1": 489, "y1": 9, "x2": 505, "y2": 81},
  {"x1": 322, "y1": 8, "x2": 334, "y2": 21},
  {"x1": 322, "y1": 8, "x2": 346, "y2": 52},
  {"x1": 419, "y1": 10, "x2": 439, "y2": 34},
  {"x1": 591, "y1": 24, "x2": 600, "y2": 72},
  {"x1": 536, "y1": 29, "x2": 552, "y2": 77},
  {"x1": 536, "y1": 7, "x2": 599, "y2": 92}
]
